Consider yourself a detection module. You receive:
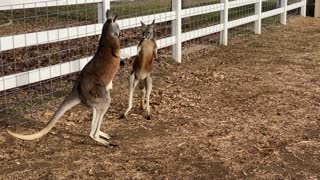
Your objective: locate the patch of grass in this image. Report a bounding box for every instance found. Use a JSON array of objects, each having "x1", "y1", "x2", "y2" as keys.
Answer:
[
  {"x1": 182, "y1": 12, "x2": 220, "y2": 32},
  {"x1": 0, "y1": 0, "x2": 280, "y2": 33},
  {"x1": 229, "y1": 4, "x2": 255, "y2": 21},
  {"x1": 112, "y1": 0, "x2": 171, "y2": 19}
]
